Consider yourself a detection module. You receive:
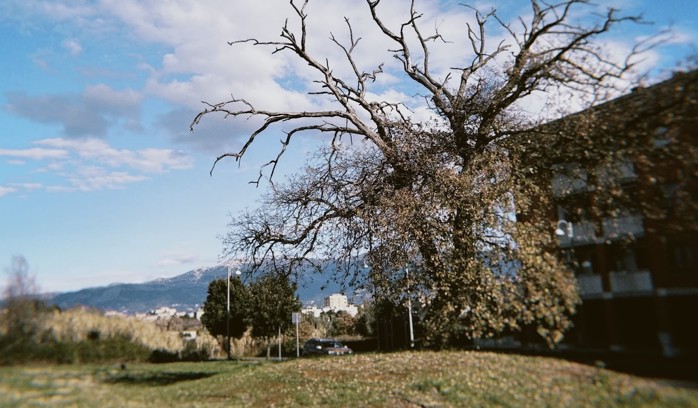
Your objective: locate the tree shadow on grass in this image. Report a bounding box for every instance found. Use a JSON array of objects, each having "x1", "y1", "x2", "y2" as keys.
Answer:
[{"x1": 103, "y1": 371, "x2": 216, "y2": 386}]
